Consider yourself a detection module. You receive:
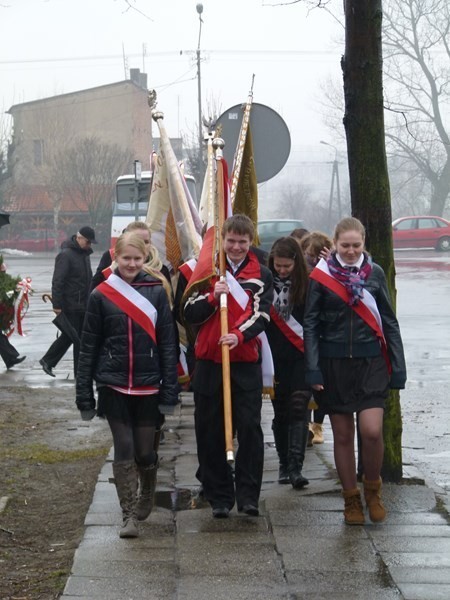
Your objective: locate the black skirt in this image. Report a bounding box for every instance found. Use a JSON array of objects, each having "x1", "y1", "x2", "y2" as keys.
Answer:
[
  {"x1": 97, "y1": 386, "x2": 160, "y2": 425},
  {"x1": 314, "y1": 355, "x2": 389, "y2": 415}
]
